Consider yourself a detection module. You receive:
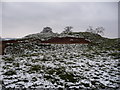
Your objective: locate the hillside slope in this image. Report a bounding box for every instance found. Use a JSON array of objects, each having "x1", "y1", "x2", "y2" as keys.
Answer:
[
  {"x1": 23, "y1": 31, "x2": 119, "y2": 49},
  {"x1": 0, "y1": 32, "x2": 119, "y2": 89}
]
